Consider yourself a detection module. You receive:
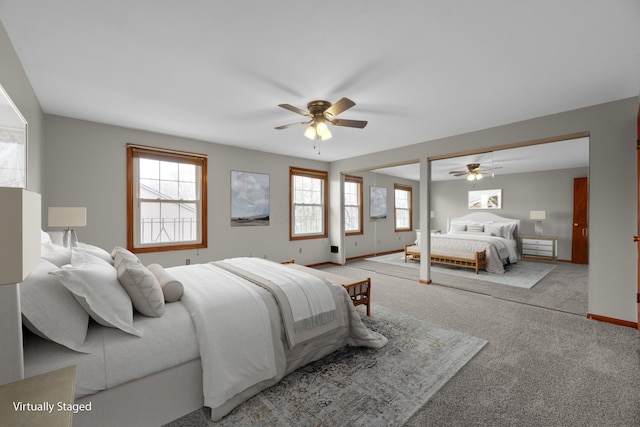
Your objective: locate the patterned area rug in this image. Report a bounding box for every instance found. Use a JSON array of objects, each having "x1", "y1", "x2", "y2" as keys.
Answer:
[
  {"x1": 219, "y1": 305, "x2": 484, "y2": 426},
  {"x1": 365, "y1": 253, "x2": 555, "y2": 289},
  {"x1": 166, "y1": 305, "x2": 487, "y2": 427}
]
